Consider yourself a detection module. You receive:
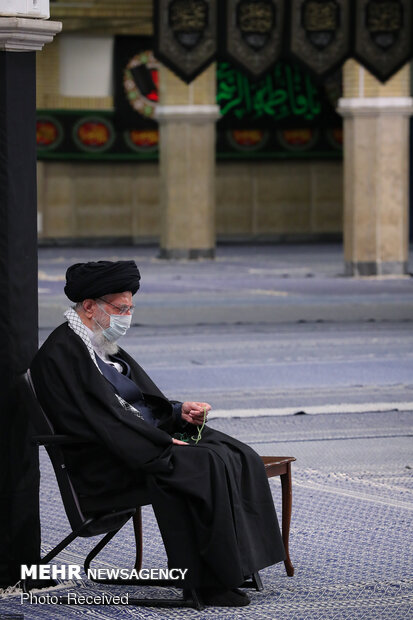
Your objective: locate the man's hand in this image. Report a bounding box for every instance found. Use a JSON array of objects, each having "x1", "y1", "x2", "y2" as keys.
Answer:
[
  {"x1": 172, "y1": 438, "x2": 189, "y2": 445},
  {"x1": 181, "y1": 401, "x2": 211, "y2": 426}
]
